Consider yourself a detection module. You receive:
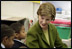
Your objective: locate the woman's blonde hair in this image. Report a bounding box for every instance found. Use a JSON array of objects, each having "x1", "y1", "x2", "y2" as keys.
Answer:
[{"x1": 37, "y1": 2, "x2": 56, "y2": 21}]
